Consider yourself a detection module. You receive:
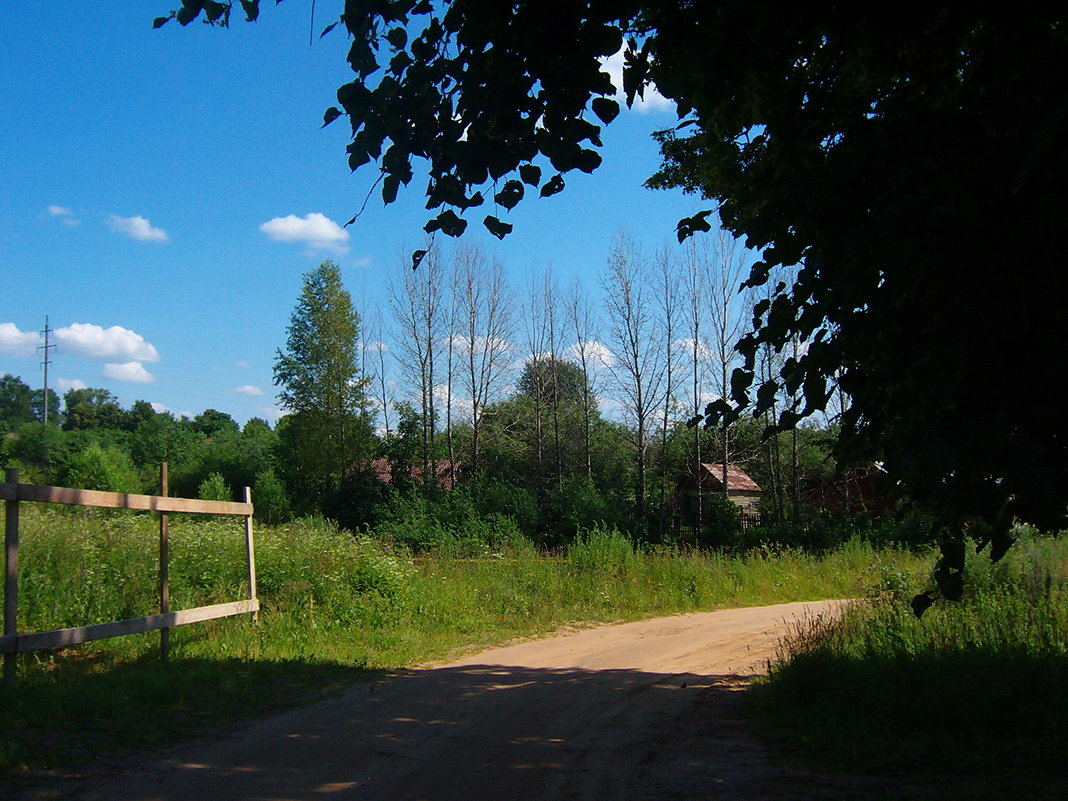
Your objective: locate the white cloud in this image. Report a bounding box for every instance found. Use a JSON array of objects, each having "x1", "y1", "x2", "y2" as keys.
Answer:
[
  {"x1": 432, "y1": 383, "x2": 473, "y2": 420},
  {"x1": 567, "y1": 340, "x2": 616, "y2": 369},
  {"x1": 103, "y1": 361, "x2": 155, "y2": 383},
  {"x1": 361, "y1": 341, "x2": 388, "y2": 353},
  {"x1": 259, "y1": 212, "x2": 350, "y2": 253},
  {"x1": 55, "y1": 323, "x2": 160, "y2": 362},
  {"x1": 47, "y1": 205, "x2": 80, "y2": 225},
  {"x1": 56, "y1": 378, "x2": 88, "y2": 393},
  {"x1": 0, "y1": 322, "x2": 40, "y2": 355},
  {"x1": 600, "y1": 48, "x2": 675, "y2": 114},
  {"x1": 233, "y1": 384, "x2": 264, "y2": 396},
  {"x1": 150, "y1": 402, "x2": 170, "y2": 414},
  {"x1": 106, "y1": 214, "x2": 169, "y2": 242},
  {"x1": 449, "y1": 334, "x2": 513, "y2": 356}
]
